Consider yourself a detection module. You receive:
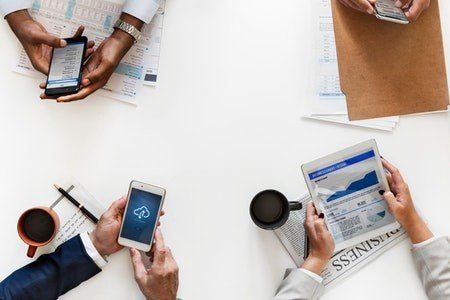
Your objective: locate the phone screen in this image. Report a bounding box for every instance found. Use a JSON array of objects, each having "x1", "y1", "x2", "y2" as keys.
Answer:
[
  {"x1": 374, "y1": 0, "x2": 408, "y2": 22},
  {"x1": 46, "y1": 41, "x2": 84, "y2": 90},
  {"x1": 120, "y1": 188, "x2": 162, "y2": 245}
]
